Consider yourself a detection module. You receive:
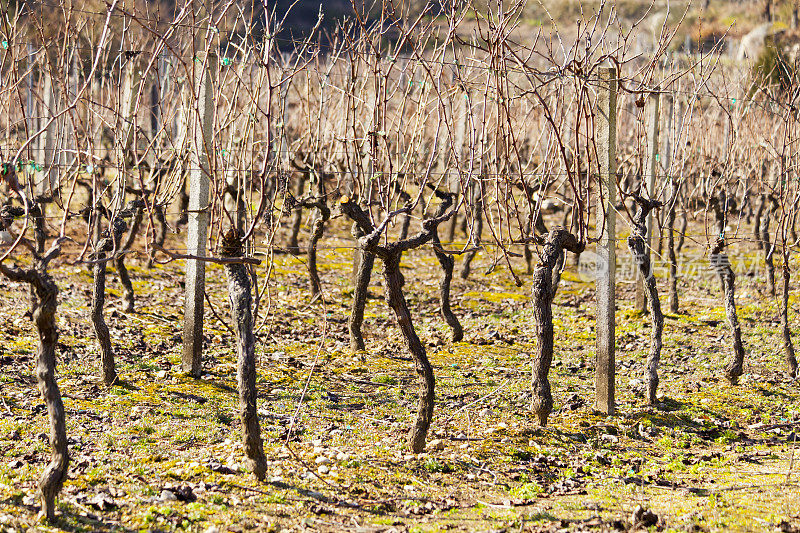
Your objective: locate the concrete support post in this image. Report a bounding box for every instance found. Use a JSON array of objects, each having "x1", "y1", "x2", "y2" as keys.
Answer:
[
  {"x1": 595, "y1": 66, "x2": 618, "y2": 416},
  {"x1": 182, "y1": 38, "x2": 217, "y2": 377}
]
